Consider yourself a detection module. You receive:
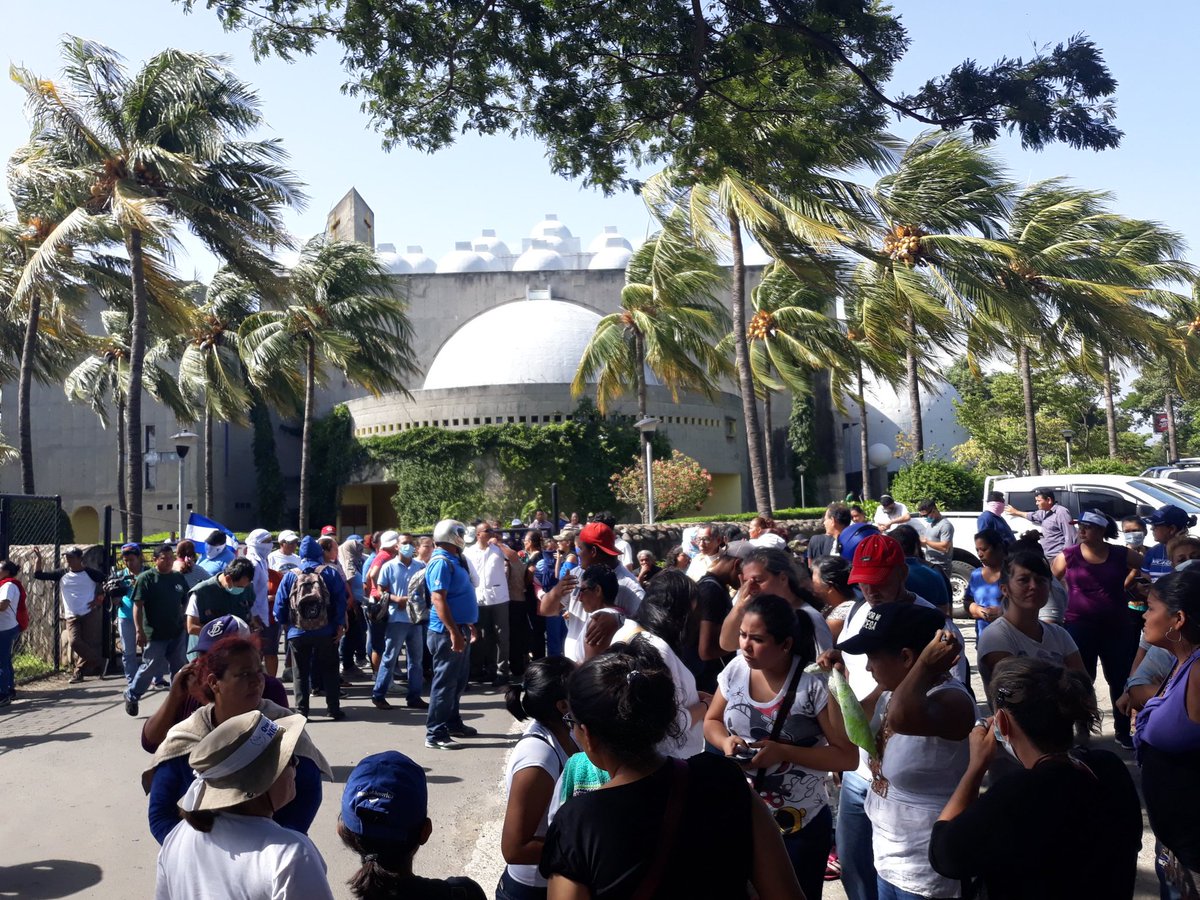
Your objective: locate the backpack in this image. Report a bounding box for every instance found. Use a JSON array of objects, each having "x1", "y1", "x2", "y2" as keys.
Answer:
[
  {"x1": 406, "y1": 568, "x2": 430, "y2": 625},
  {"x1": 288, "y1": 566, "x2": 330, "y2": 631},
  {"x1": 2, "y1": 577, "x2": 28, "y2": 632}
]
